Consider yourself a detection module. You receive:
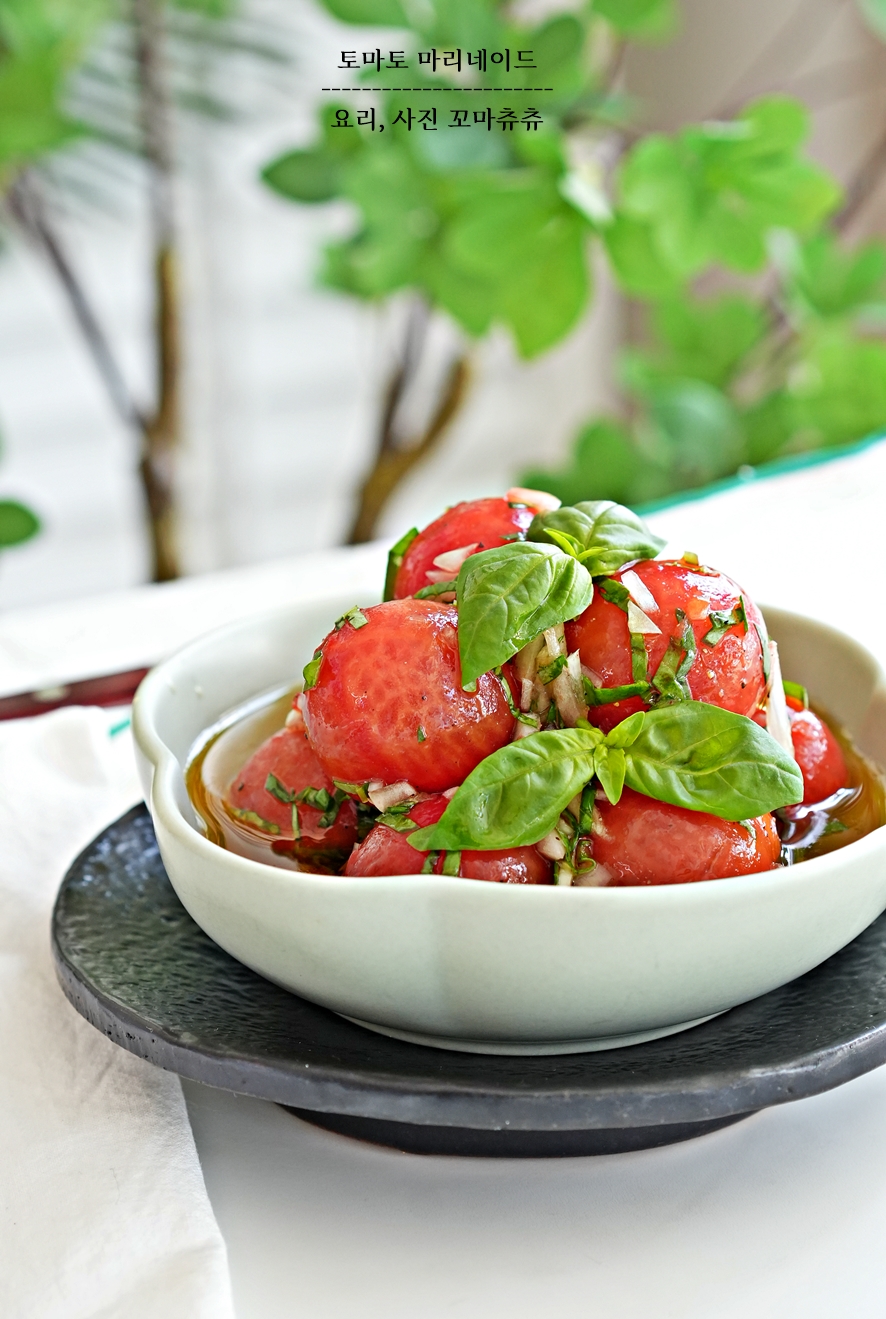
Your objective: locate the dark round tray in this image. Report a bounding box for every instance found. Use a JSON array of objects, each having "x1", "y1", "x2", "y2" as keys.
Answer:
[{"x1": 51, "y1": 805, "x2": 886, "y2": 1158}]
